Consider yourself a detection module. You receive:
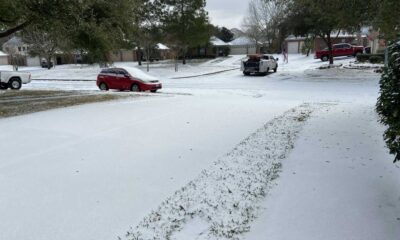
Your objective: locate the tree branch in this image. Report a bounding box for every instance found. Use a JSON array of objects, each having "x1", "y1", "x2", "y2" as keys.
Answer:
[{"x1": 0, "y1": 21, "x2": 31, "y2": 38}]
